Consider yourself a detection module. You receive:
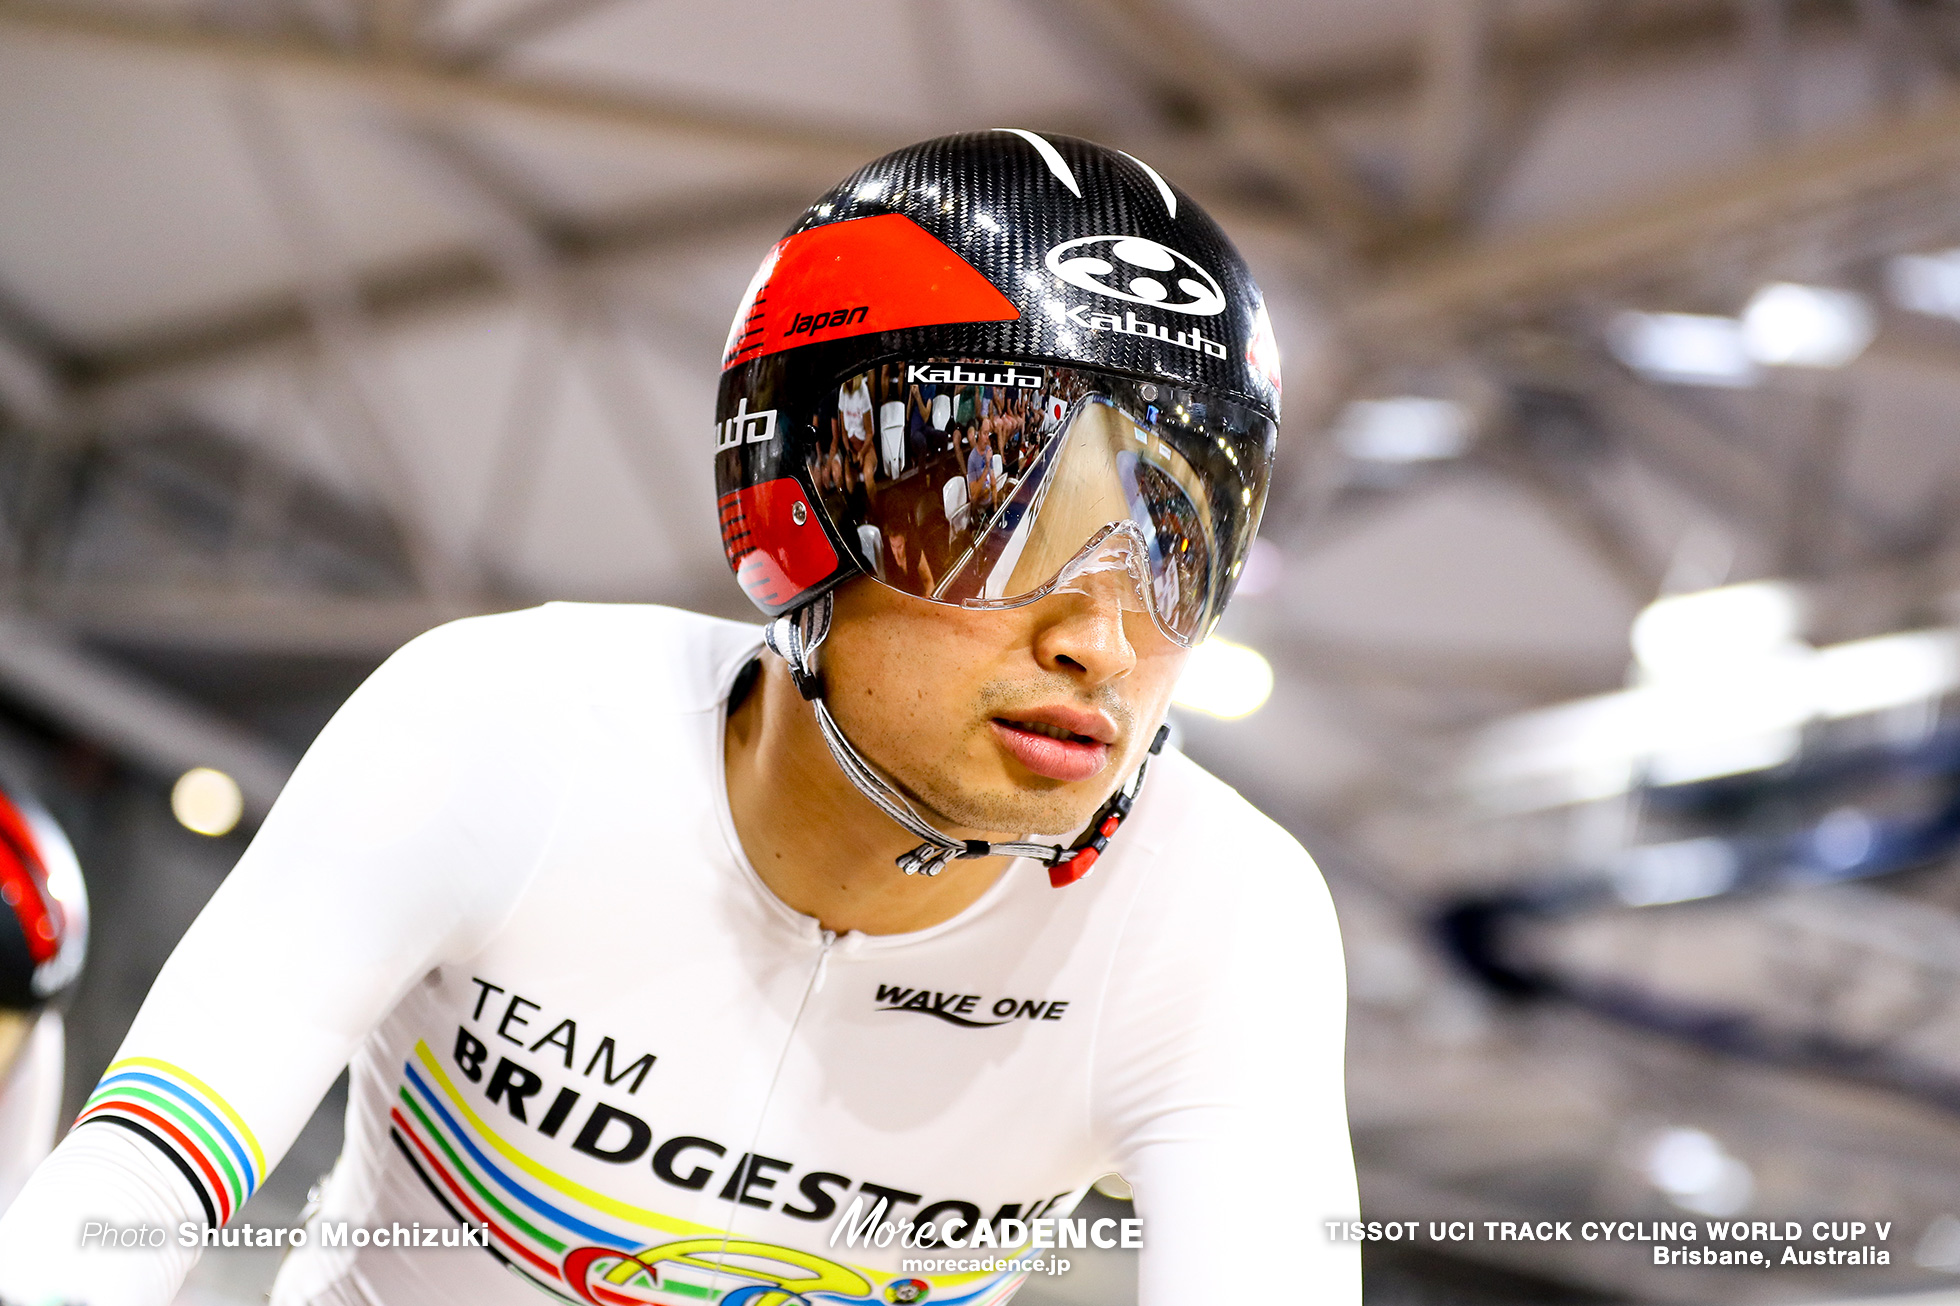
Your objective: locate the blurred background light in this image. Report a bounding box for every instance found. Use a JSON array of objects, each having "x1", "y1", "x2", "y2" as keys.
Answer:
[
  {"x1": 1612, "y1": 838, "x2": 1739, "y2": 906},
  {"x1": 1467, "y1": 583, "x2": 1960, "y2": 807},
  {"x1": 1607, "y1": 311, "x2": 1758, "y2": 387},
  {"x1": 1812, "y1": 807, "x2": 1876, "y2": 874},
  {"x1": 1811, "y1": 628, "x2": 1960, "y2": 717},
  {"x1": 1173, "y1": 637, "x2": 1274, "y2": 720},
  {"x1": 1888, "y1": 249, "x2": 1960, "y2": 321},
  {"x1": 1740, "y1": 281, "x2": 1877, "y2": 368},
  {"x1": 1631, "y1": 581, "x2": 1805, "y2": 681},
  {"x1": 1916, "y1": 1214, "x2": 1960, "y2": 1270},
  {"x1": 1644, "y1": 1127, "x2": 1754, "y2": 1216},
  {"x1": 171, "y1": 767, "x2": 243, "y2": 837},
  {"x1": 1333, "y1": 397, "x2": 1472, "y2": 463},
  {"x1": 1610, "y1": 284, "x2": 1876, "y2": 387},
  {"x1": 1469, "y1": 627, "x2": 1960, "y2": 807}
]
